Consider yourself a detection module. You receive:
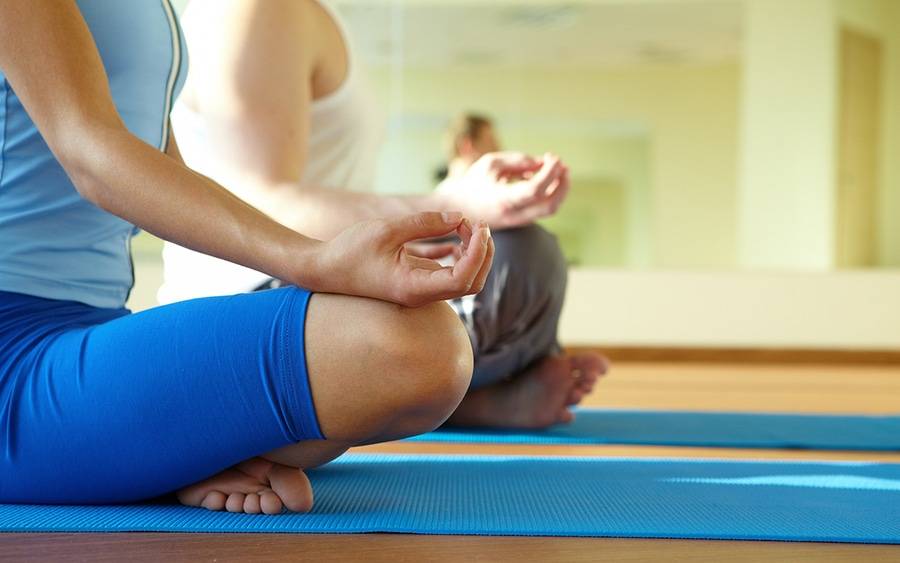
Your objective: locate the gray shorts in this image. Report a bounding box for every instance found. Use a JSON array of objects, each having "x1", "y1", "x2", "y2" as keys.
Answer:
[{"x1": 449, "y1": 224, "x2": 567, "y2": 389}]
